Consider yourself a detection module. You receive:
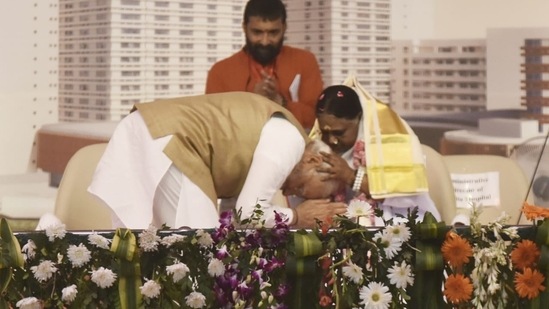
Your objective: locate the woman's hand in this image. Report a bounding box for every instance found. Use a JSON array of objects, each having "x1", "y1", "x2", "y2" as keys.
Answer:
[{"x1": 317, "y1": 151, "x2": 356, "y2": 186}]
